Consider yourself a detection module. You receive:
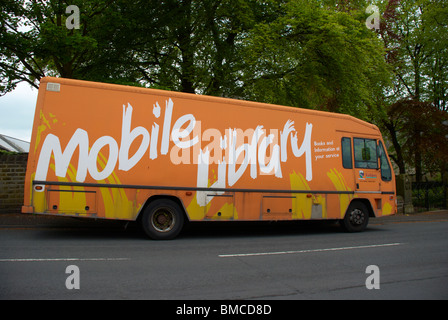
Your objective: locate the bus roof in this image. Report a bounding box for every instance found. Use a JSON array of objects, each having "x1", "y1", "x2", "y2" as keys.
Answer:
[{"x1": 39, "y1": 77, "x2": 380, "y2": 133}]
